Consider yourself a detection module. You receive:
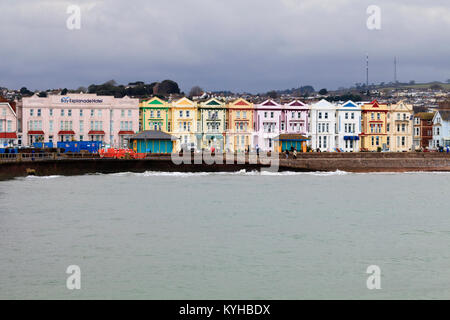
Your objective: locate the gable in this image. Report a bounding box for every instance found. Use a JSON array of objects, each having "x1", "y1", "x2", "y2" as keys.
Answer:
[
  {"x1": 147, "y1": 98, "x2": 164, "y2": 105},
  {"x1": 175, "y1": 98, "x2": 193, "y2": 106},
  {"x1": 262, "y1": 100, "x2": 277, "y2": 106},
  {"x1": 342, "y1": 100, "x2": 357, "y2": 107},
  {"x1": 288, "y1": 100, "x2": 305, "y2": 107},
  {"x1": 206, "y1": 100, "x2": 220, "y2": 106},
  {"x1": 234, "y1": 99, "x2": 250, "y2": 106}
]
